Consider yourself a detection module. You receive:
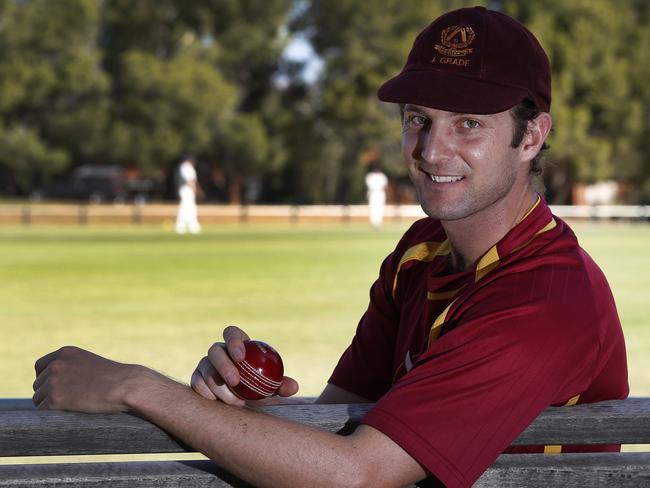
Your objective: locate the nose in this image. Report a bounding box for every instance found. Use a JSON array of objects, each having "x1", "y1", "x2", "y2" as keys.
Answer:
[{"x1": 416, "y1": 122, "x2": 453, "y2": 164}]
